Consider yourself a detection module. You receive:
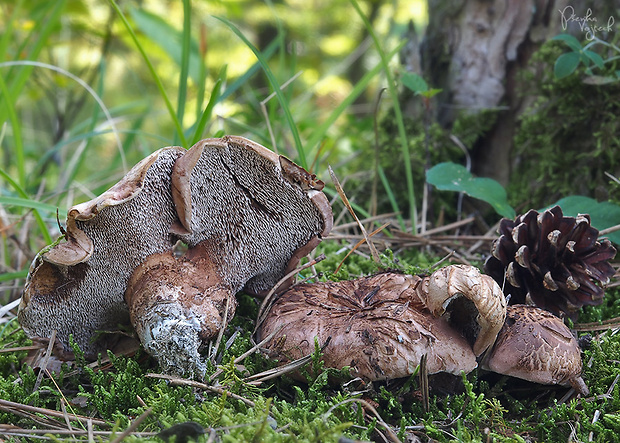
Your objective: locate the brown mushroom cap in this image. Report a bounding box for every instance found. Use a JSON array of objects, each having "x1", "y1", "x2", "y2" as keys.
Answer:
[
  {"x1": 19, "y1": 147, "x2": 185, "y2": 356},
  {"x1": 482, "y1": 304, "x2": 589, "y2": 395},
  {"x1": 257, "y1": 272, "x2": 478, "y2": 381}
]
